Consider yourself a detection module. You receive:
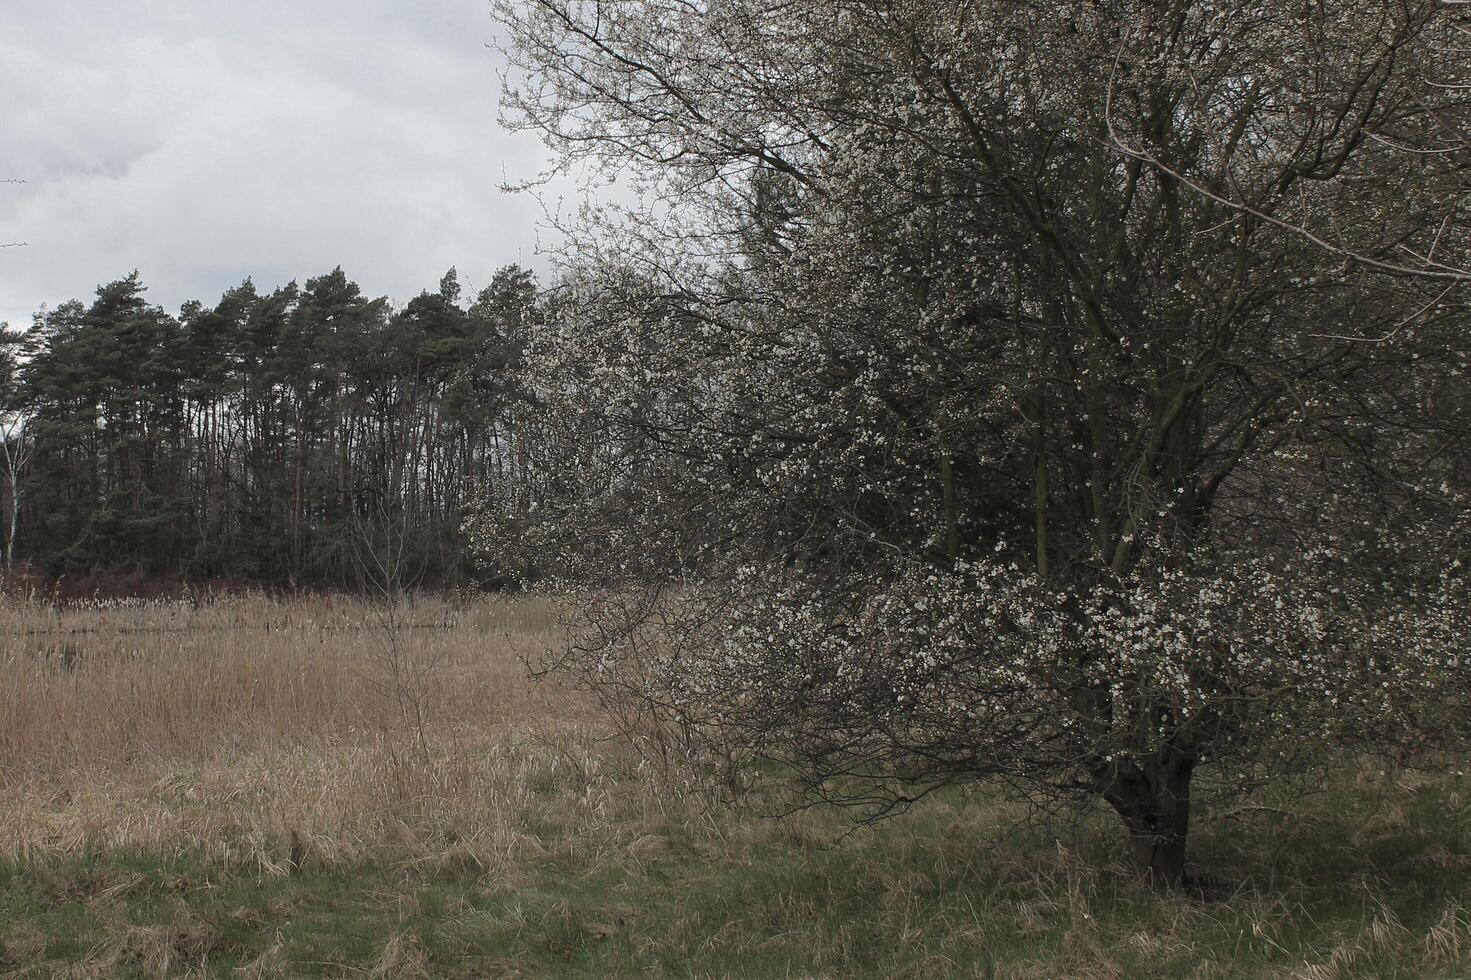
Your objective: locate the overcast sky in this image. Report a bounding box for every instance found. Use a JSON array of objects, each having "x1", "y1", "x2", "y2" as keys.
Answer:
[{"x1": 0, "y1": 0, "x2": 559, "y2": 329}]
